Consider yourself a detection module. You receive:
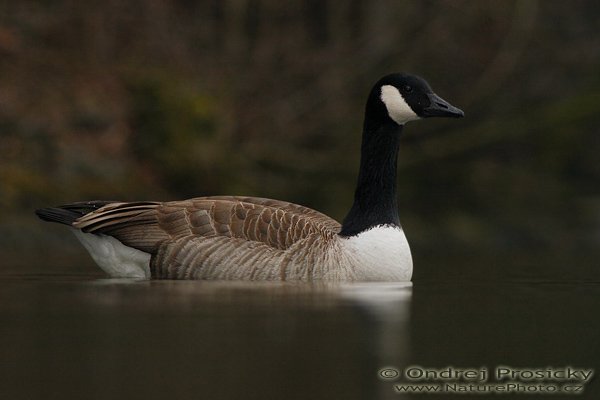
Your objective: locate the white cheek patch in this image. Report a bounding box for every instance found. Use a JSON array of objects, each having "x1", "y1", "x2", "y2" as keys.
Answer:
[{"x1": 380, "y1": 85, "x2": 420, "y2": 125}]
